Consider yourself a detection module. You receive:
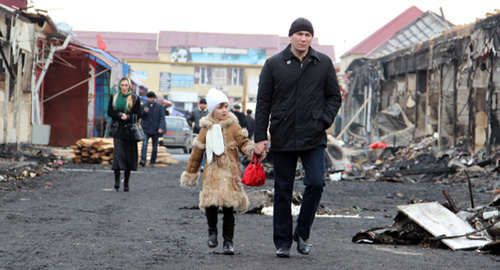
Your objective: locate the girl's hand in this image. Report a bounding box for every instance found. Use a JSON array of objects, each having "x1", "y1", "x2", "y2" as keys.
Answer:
[
  {"x1": 254, "y1": 140, "x2": 268, "y2": 155},
  {"x1": 121, "y1": 113, "x2": 128, "y2": 120}
]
